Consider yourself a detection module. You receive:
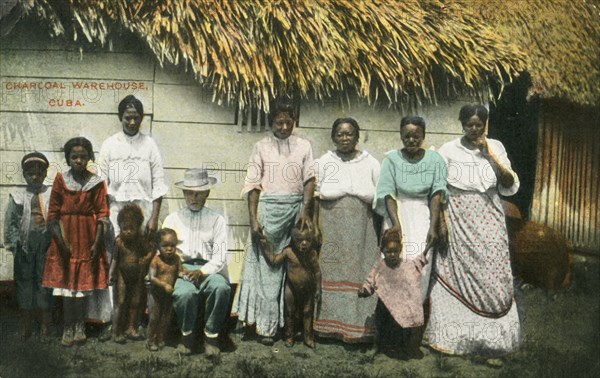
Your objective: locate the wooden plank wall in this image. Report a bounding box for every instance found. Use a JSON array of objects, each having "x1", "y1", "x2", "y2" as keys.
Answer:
[
  {"x1": 0, "y1": 24, "x2": 467, "y2": 281},
  {"x1": 531, "y1": 102, "x2": 600, "y2": 252}
]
